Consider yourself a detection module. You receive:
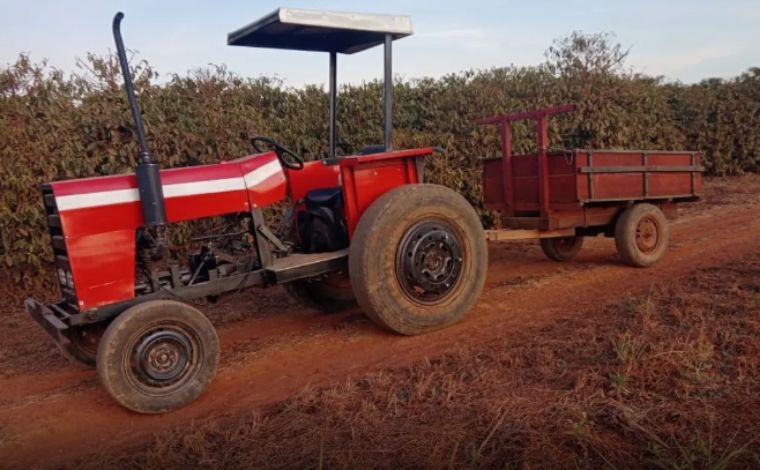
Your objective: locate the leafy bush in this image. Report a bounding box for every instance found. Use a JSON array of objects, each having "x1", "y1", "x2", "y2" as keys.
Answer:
[{"x1": 1, "y1": 33, "x2": 758, "y2": 292}]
